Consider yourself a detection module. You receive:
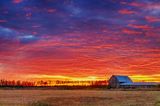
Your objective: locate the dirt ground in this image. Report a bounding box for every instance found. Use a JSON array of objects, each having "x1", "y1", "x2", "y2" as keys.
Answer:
[{"x1": 0, "y1": 90, "x2": 159, "y2": 106}]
